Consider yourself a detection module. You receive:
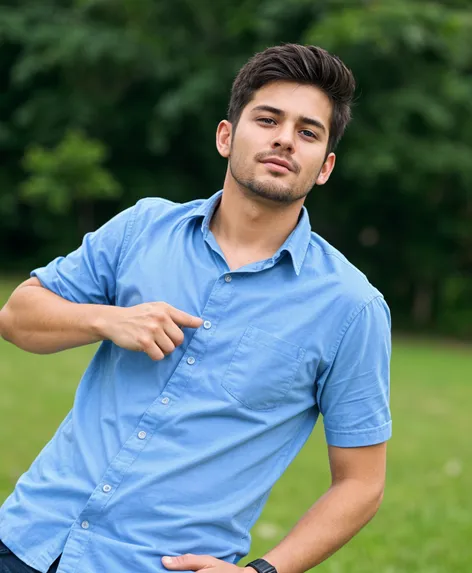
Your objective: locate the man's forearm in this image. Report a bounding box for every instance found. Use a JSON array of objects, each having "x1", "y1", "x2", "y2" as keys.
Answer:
[
  {"x1": 262, "y1": 479, "x2": 384, "y2": 573},
  {"x1": 0, "y1": 285, "x2": 109, "y2": 354}
]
